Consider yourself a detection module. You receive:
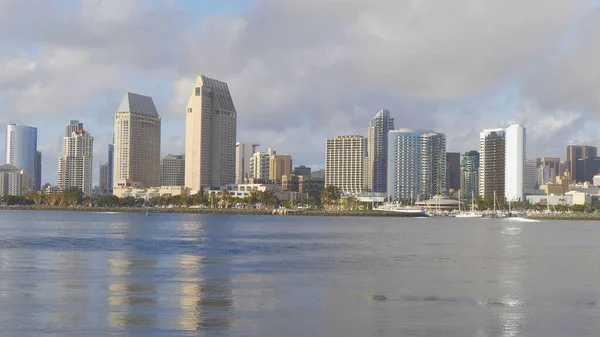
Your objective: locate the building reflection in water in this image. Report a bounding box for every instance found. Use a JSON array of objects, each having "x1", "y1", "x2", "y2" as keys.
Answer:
[
  {"x1": 107, "y1": 220, "x2": 158, "y2": 330},
  {"x1": 57, "y1": 251, "x2": 88, "y2": 326},
  {"x1": 487, "y1": 225, "x2": 525, "y2": 337},
  {"x1": 177, "y1": 221, "x2": 234, "y2": 332}
]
